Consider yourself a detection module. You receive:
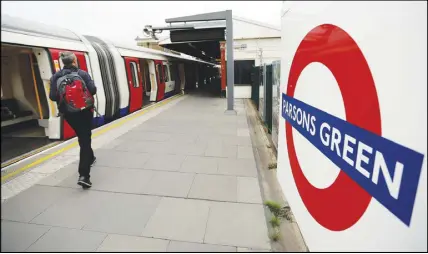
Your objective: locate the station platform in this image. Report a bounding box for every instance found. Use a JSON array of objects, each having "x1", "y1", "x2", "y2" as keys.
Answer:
[{"x1": 1, "y1": 93, "x2": 272, "y2": 252}]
